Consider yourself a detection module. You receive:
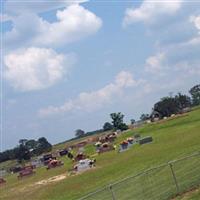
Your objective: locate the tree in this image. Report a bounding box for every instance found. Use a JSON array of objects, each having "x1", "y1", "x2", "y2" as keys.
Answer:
[
  {"x1": 110, "y1": 112, "x2": 128, "y2": 131},
  {"x1": 130, "y1": 119, "x2": 135, "y2": 125},
  {"x1": 153, "y1": 96, "x2": 180, "y2": 118},
  {"x1": 75, "y1": 129, "x2": 85, "y2": 138},
  {"x1": 0, "y1": 137, "x2": 52, "y2": 163},
  {"x1": 189, "y1": 84, "x2": 200, "y2": 106},
  {"x1": 152, "y1": 93, "x2": 192, "y2": 119},
  {"x1": 19, "y1": 139, "x2": 28, "y2": 146},
  {"x1": 174, "y1": 93, "x2": 191, "y2": 109},
  {"x1": 103, "y1": 122, "x2": 113, "y2": 131},
  {"x1": 37, "y1": 137, "x2": 52, "y2": 153},
  {"x1": 15, "y1": 144, "x2": 31, "y2": 163},
  {"x1": 140, "y1": 114, "x2": 150, "y2": 121},
  {"x1": 25, "y1": 139, "x2": 38, "y2": 150}
]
